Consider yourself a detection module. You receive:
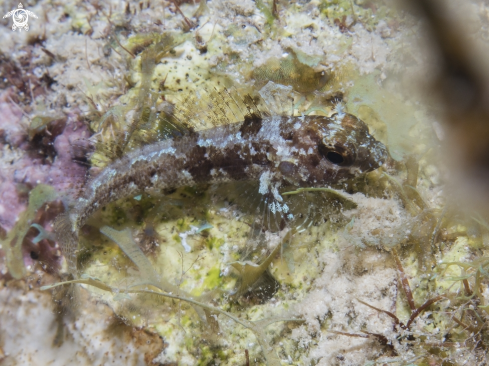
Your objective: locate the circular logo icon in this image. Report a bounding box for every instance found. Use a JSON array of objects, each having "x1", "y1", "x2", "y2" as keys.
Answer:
[
  {"x1": 3, "y1": 3, "x2": 38, "y2": 32},
  {"x1": 12, "y1": 8, "x2": 29, "y2": 30}
]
